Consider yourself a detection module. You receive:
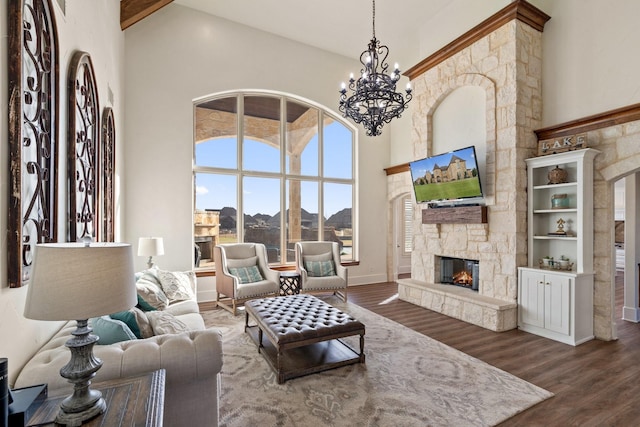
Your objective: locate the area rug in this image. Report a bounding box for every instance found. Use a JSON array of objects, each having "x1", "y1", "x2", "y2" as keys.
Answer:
[{"x1": 201, "y1": 297, "x2": 553, "y2": 427}]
